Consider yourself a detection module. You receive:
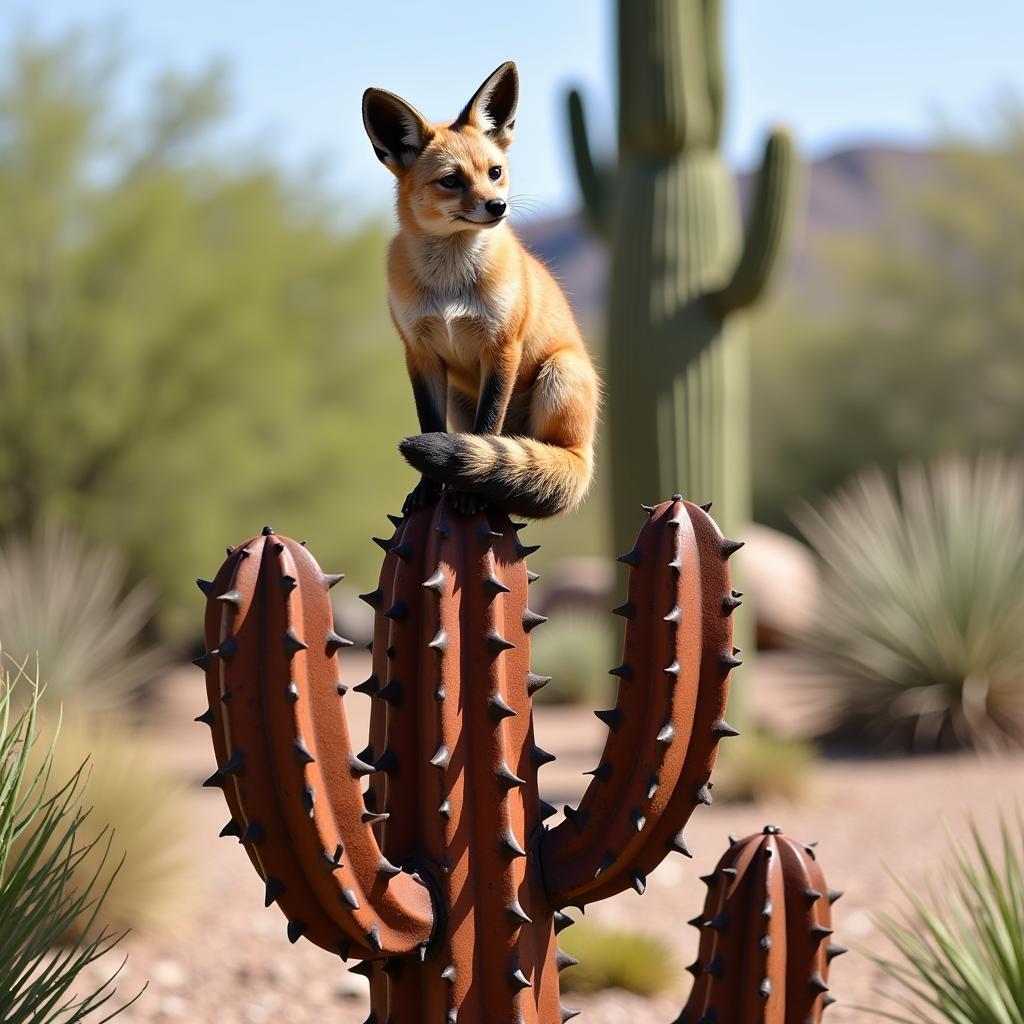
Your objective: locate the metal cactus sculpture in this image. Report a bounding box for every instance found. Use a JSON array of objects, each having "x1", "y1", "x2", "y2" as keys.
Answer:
[
  {"x1": 567, "y1": 0, "x2": 798, "y2": 562},
  {"x1": 195, "y1": 495, "x2": 744, "y2": 1022},
  {"x1": 677, "y1": 826, "x2": 845, "y2": 1023}
]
